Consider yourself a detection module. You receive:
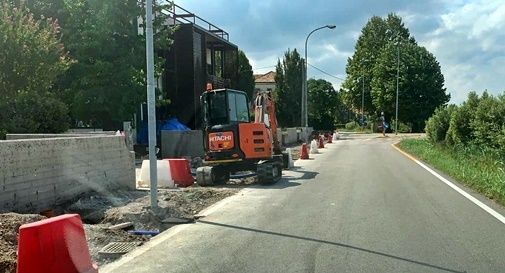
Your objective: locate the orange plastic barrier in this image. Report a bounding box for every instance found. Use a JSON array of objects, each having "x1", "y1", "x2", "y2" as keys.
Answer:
[
  {"x1": 318, "y1": 136, "x2": 325, "y2": 149},
  {"x1": 300, "y1": 143, "x2": 309, "y2": 160},
  {"x1": 167, "y1": 158, "x2": 194, "y2": 187},
  {"x1": 17, "y1": 214, "x2": 98, "y2": 273}
]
